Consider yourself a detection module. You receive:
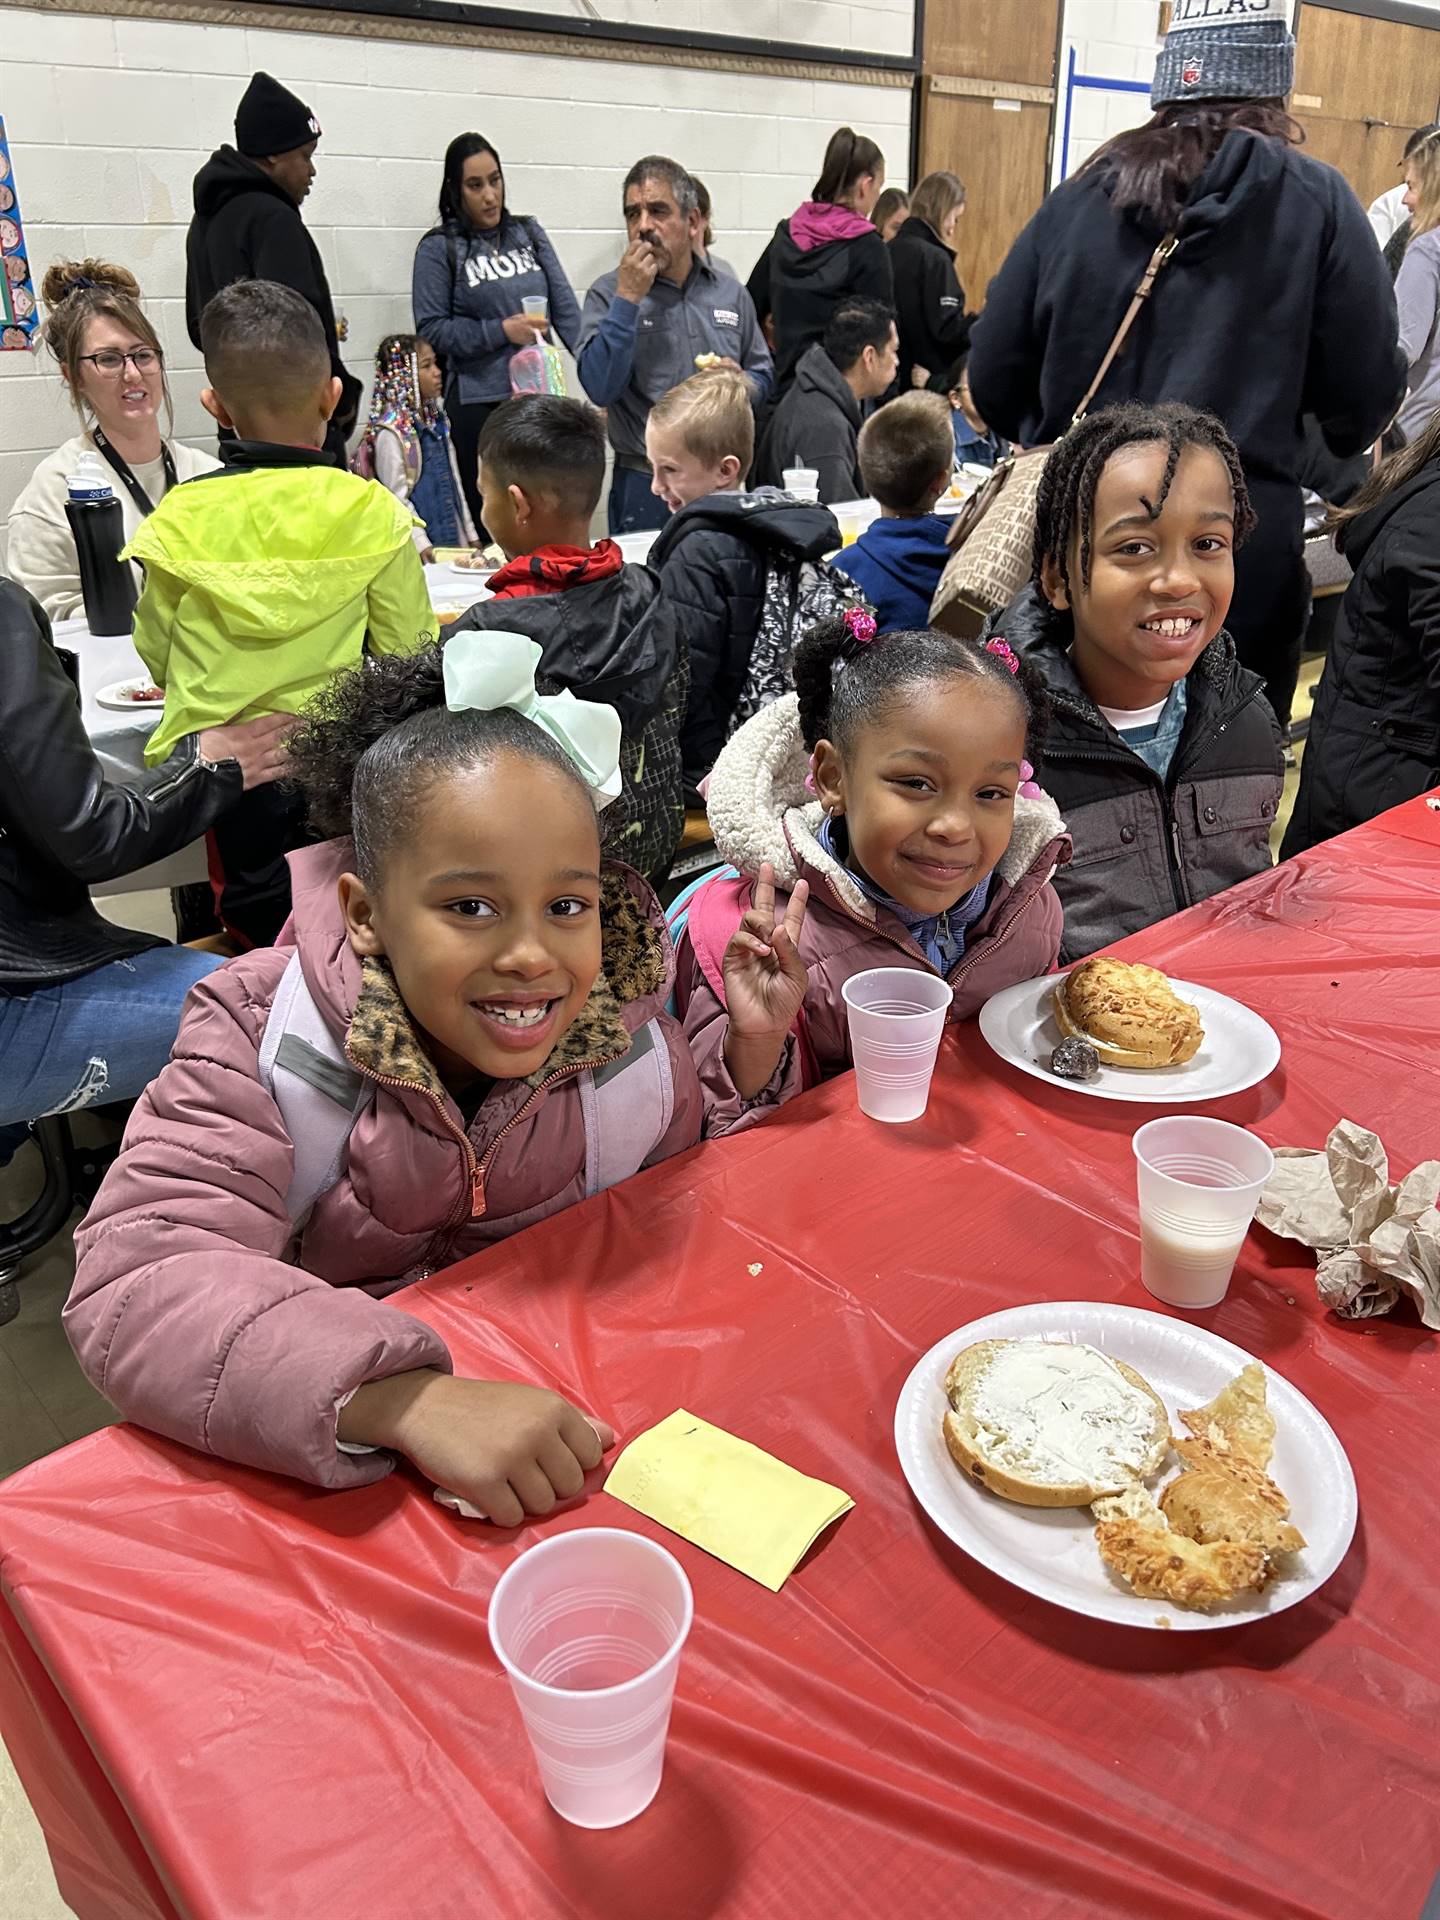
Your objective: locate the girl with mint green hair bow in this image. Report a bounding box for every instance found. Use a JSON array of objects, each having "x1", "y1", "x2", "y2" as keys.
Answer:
[{"x1": 74, "y1": 631, "x2": 704, "y2": 1526}]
